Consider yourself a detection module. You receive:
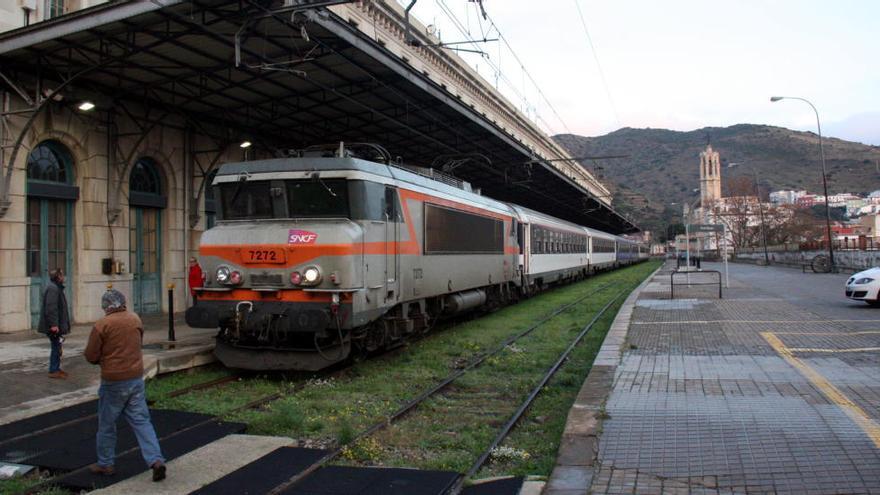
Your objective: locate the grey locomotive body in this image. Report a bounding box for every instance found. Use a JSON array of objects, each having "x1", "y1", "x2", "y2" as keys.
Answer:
[{"x1": 186, "y1": 150, "x2": 645, "y2": 370}]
